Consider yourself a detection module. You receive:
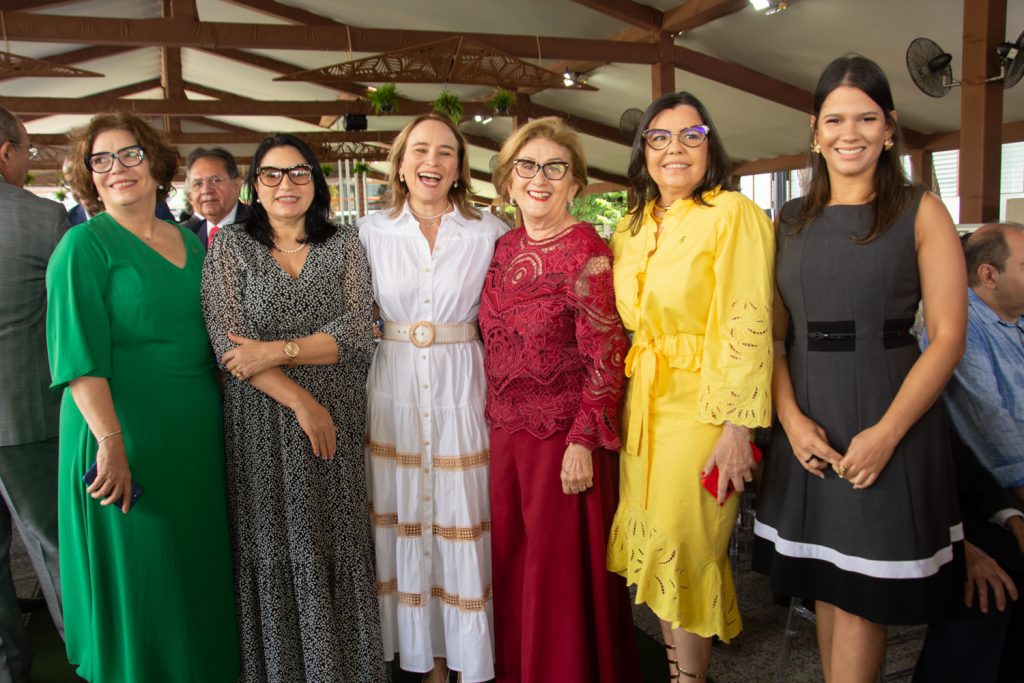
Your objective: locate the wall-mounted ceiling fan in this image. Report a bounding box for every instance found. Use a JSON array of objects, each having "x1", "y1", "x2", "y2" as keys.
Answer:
[{"x1": 906, "y1": 30, "x2": 1024, "y2": 98}]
